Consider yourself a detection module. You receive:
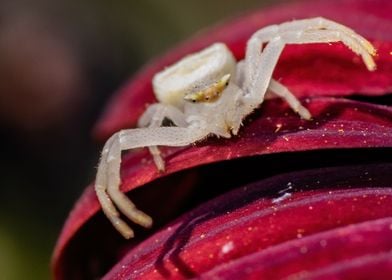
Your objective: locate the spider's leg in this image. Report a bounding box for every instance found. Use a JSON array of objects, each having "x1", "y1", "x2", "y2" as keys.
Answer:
[
  {"x1": 106, "y1": 132, "x2": 154, "y2": 232},
  {"x1": 277, "y1": 29, "x2": 375, "y2": 71},
  {"x1": 244, "y1": 18, "x2": 376, "y2": 91},
  {"x1": 95, "y1": 134, "x2": 135, "y2": 238},
  {"x1": 251, "y1": 17, "x2": 374, "y2": 53},
  {"x1": 148, "y1": 146, "x2": 165, "y2": 172},
  {"x1": 276, "y1": 17, "x2": 375, "y2": 55},
  {"x1": 144, "y1": 106, "x2": 168, "y2": 172},
  {"x1": 243, "y1": 29, "x2": 376, "y2": 113},
  {"x1": 138, "y1": 103, "x2": 188, "y2": 128},
  {"x1": 267, "y1": 79, "x2": 311, "y2": 120},
  {"x1": 243, "y1": 37, "x2": 285, "y2": 106},
  {"x1": 138, "y1": 103, "x2": 188, "y2": 171},
  {"x1": 105, "y1": 126, "x2": 208, "y2": 238}
]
